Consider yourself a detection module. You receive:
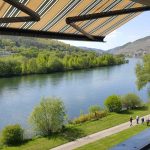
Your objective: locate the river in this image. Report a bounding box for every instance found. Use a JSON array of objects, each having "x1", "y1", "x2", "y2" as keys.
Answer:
[{"x1": 0, "y1": 58, "x2": 149, "y2": 130}]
